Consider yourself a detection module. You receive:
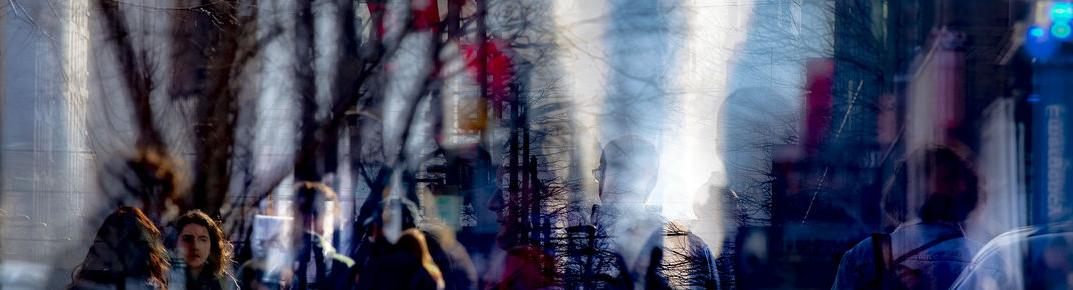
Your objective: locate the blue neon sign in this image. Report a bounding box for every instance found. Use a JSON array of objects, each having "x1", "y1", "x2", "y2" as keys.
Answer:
[
  {"x1": 1032, "y1": 26, "x2": 1048, "y2": 39},
  {"x1": 1054, "y1": 2, "x2": 1073, "y2": 22},
  {"x1": 1053, "y1": 23, "x2": 1072, "y2": 39}
]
